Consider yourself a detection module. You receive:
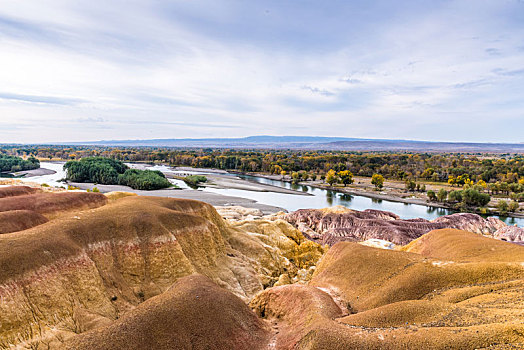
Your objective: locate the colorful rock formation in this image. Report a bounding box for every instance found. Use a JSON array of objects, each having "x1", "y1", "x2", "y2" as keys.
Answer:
[{"x1": 284, "y1": 207, "x2": 514, "y2": 246}]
